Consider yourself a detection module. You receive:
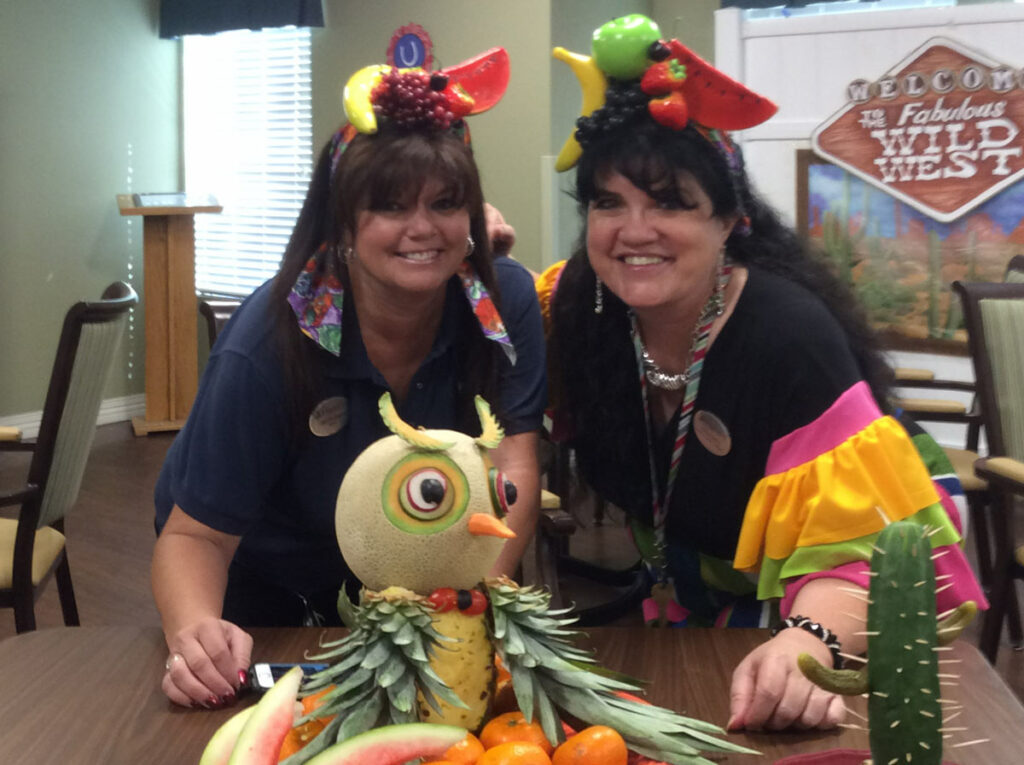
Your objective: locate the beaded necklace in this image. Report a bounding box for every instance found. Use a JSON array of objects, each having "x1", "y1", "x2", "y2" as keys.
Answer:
[{"x1": 629, "y1": 263, "x2": 732, "y2": 624}]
